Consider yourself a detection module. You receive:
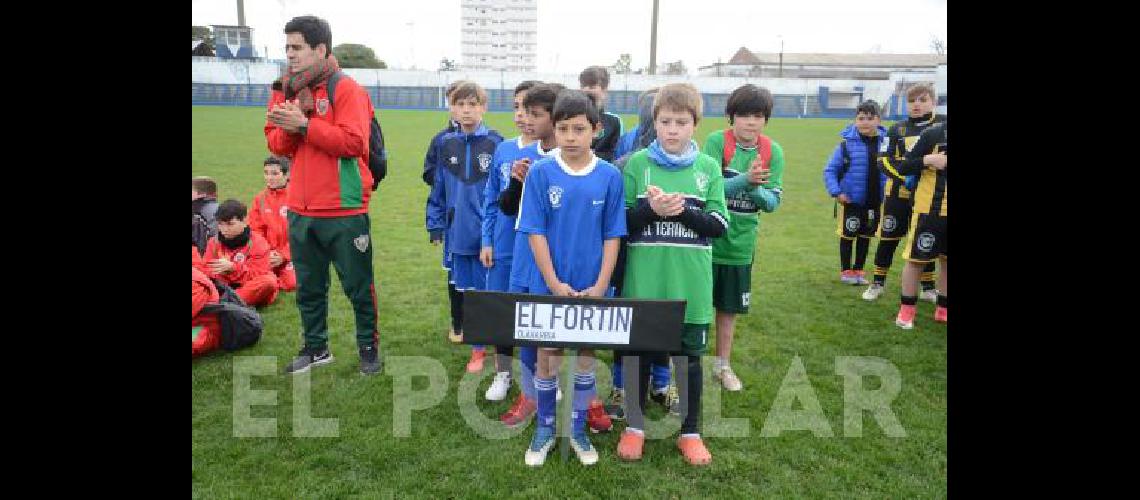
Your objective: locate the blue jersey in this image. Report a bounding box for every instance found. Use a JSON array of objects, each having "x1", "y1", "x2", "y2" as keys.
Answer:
[
  {"x1": 426, "y1": 123, "x2": 504, "y2": 256},
  {"x1": 482, "y1": 136, "x2": 532, "y2": 259},
  {"x1": 508, "y1": 142, "x2": 558, "y2": 287},
  {"x1": 516, "y1": 153, "x2": 627, "y2": 294}
]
